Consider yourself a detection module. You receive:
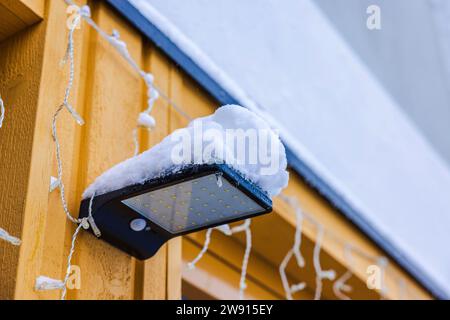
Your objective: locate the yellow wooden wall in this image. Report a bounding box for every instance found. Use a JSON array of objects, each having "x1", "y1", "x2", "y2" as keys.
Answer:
[
  {"x1": 0, "y1": 0, "x2": 189, "y2": 299},
  {"x1": 0, "y1": 0, "x2": 432, "y2": 300}
]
